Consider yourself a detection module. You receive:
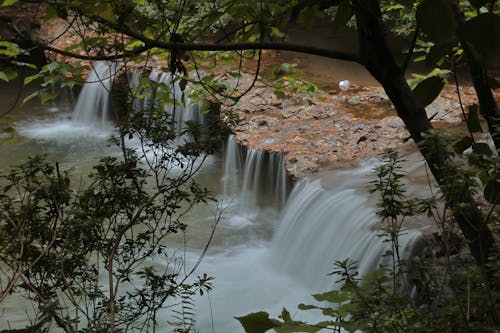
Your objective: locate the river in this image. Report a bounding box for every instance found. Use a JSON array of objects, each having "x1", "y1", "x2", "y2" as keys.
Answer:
[{"x1": 0, "y1": 65, "x2": 423, "y2": 332}]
